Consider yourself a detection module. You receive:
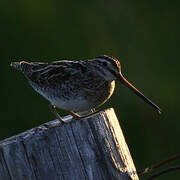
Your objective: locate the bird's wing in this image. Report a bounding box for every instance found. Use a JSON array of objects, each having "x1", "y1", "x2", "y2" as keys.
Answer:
[
  {"x1": 23, "y1": 60, "x2": 108, "y2": 92},
  {"x1": 25, "y1": 60, "x2": 88, "y2": 87}
]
